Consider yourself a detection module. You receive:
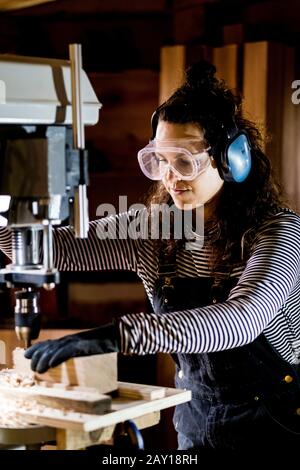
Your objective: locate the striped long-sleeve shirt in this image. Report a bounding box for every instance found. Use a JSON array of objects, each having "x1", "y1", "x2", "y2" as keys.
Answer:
[{"x1": 0, "y1": 209, "x2": 299, "y2": 364}]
